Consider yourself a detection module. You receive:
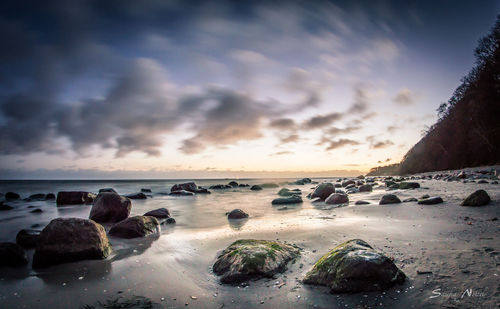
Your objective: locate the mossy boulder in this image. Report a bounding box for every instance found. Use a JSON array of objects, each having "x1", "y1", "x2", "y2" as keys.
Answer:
[
  {"x1": 109, "y1": 216, "x2": 160, "y2": 239},
  {"x1": 213, "y1": 239, "x2": 300, "y2": 284},
  {"x1": 461, "y1": 190, "x2": 491, "y2": 206},
  {"x1": 272, "y1": 195, "x2": 303, "y2": 205},
  {"x1": 303, "y1": 239, "x2": 405, "y2": 293}
]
